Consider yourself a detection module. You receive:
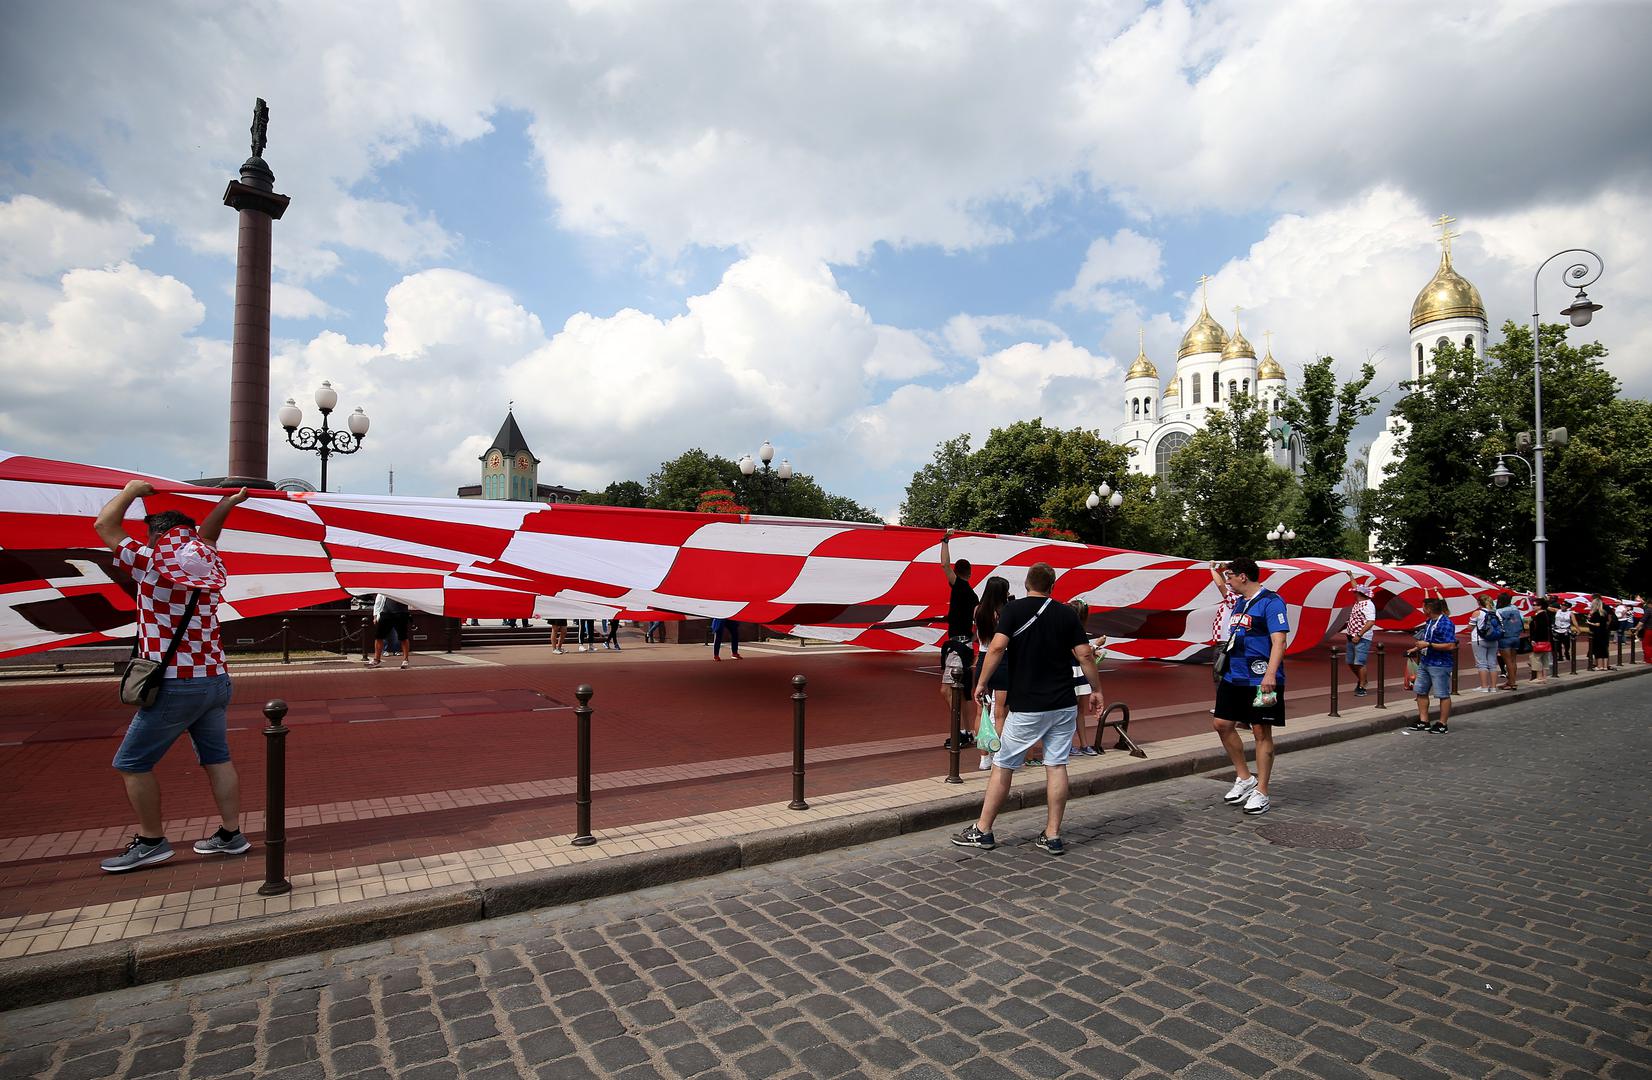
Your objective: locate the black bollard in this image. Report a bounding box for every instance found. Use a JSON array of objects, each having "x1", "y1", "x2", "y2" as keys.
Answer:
[
  {"x1": 1328, "y1": 646, "x2": 1340, "y2": 718},
  {"x1": 1375, "y1": 643, "x2": 1386, "y2": 709},
  {"x1": 1452, "y1": 634, "x2": 1460, "y2": 695},
  {"x1": 1571, "y1": 631, "x2": 1578, "y2": 674},
  {"x1": 362, "y1": 612, "x2": 372, "y2": 661},
  {"x1": 789, "y1": 675, "x2": 809, "y2": 811},
  {"x1": 257, "y1": 700, "x2": 292, "y2": 897},
  {"x1": 572, "y1": 684, "x2": 596, "y2": 846},
  {"x1": 945, "y1": 673, "x2": 963, "y2": 785},
  {"x1": 338, "y1": 614, "x2": 348, "y2": 656},
  {"x1": 281, "y1": 618, "x2": 291, "y2": 665}
]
